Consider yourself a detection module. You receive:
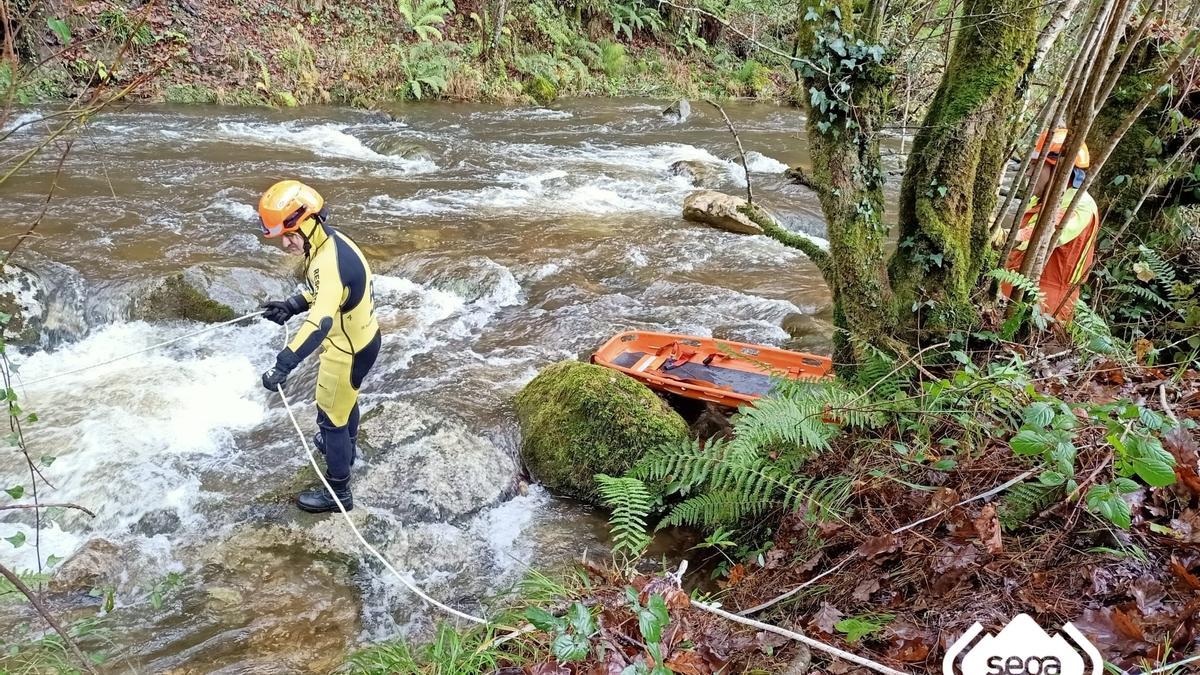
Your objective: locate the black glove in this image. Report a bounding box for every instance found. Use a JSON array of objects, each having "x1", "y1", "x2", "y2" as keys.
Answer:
[
  {"x1": 261, "y1": 350, "x2": 300, "y2": 392},
  {"x1": 262, "y1": 366, "x2": 290, "y2": 391},
  {"x1": 260, "y1": 295, "x2": 309, "y2": 325}
]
